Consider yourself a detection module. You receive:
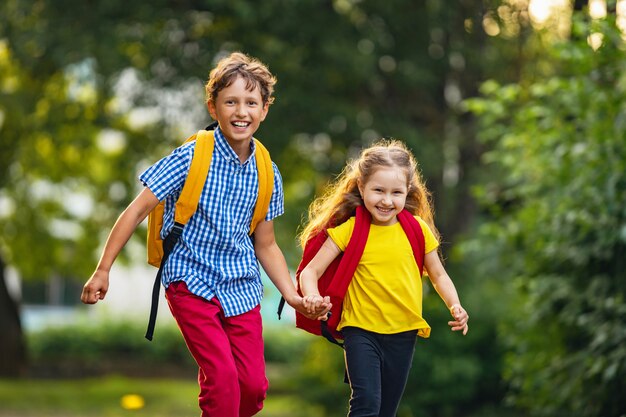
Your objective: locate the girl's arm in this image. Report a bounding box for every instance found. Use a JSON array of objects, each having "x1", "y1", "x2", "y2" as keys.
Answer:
[
  {"x1": 299, "y1": 236, "x2": 342, "y2": 315},
  {"x1": 424, "y1": 250, "x2": 470, "y2": 335},
  {"x1": 81, "y1": 187, "x2": 160, "y2": 304},
  {"x1": 253, "y1": 220, "x2": 331, "y2": 319}
]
